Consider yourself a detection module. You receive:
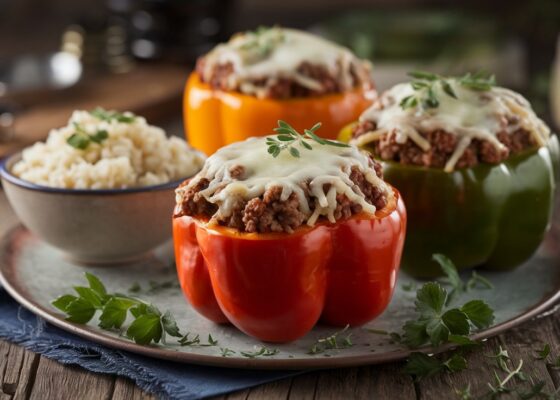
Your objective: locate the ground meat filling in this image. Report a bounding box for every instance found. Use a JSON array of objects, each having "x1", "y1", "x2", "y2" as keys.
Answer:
[
  {"x1": 352, "y1": 120, "x2": 537, "y2": 169},
  {"x1": 196, "y1": 59, "x2": 372, "y2": 99},
  {"x1": 174, "y1": 161, "x2": 387, "y2": 233}
]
